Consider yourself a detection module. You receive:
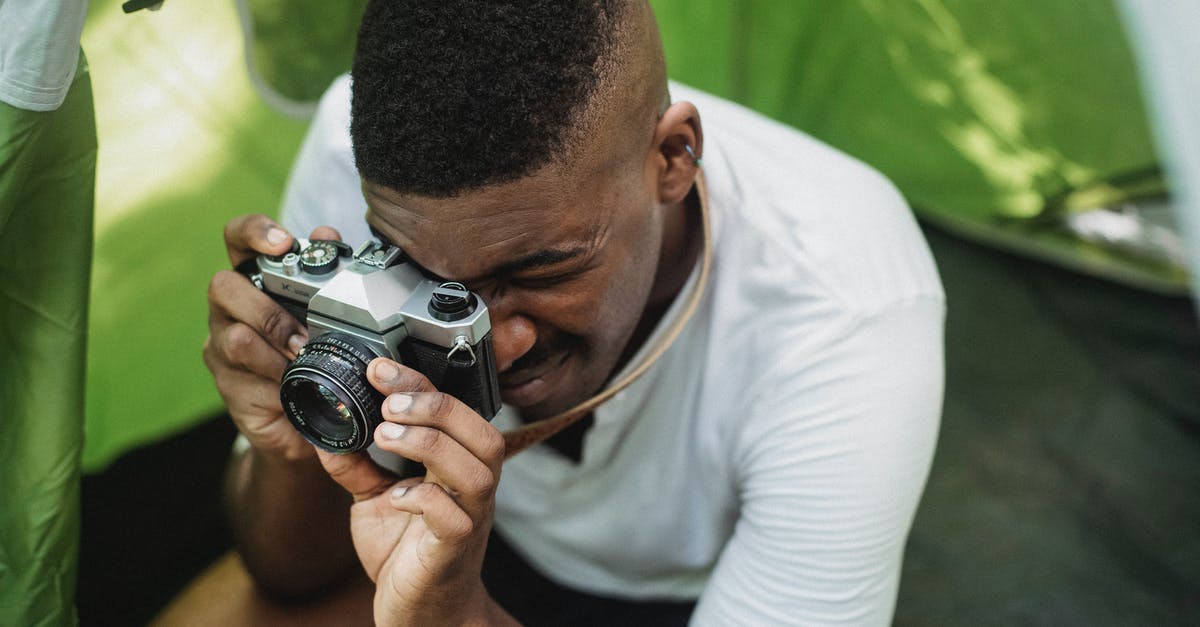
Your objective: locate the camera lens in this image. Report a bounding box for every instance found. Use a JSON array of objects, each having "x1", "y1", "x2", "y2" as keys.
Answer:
[
  {"x1": 288, "y1": 380, "x2": 357, "y2": 441},
  {"x1": 280, "y1": 333, "x2": 384, "y2": 453}
]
